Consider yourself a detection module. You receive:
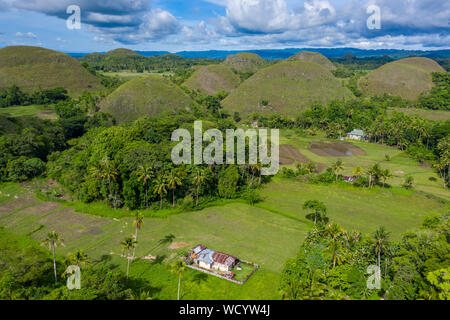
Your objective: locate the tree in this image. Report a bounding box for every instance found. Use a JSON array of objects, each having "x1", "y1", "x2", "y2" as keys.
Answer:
[
  {"x1": 372, "y1": 227, "x2": 390, "y2": 271},
  {"x1": 41, "y1": 231, "x2": 64, "y2": 284},
  {"x1": 153, "y1": 175, "x2": 167, "y2": 209},
  {"x1": 332, "y1": 160, "x2": 344, "y2": 181},
  {"x1": 121, "y1": 236, "x2": 137, "y2": 282},
  {"x1": 302, "y1": 200, "x2": 328, "y2": 226},
  {"x1": 305, "y1": 162, "x2": 317, "y2": 174},
  {"x1": 90, "y1": 156, "x2": 118, "y2": 201},
  {"x1": 67, "y1": 249, "x2": 90, "y2": 268},
  {"x1": 137, "y1": 165, "x2": 153, "y2": 208},
  {"x1": 352, "y1": 166, "x2": 364, "y2": 177},
  {"x1": 403, "y1": 176, "x2": 415, "y2": 189},
  {"x1": 132, "y1": 212, "x2": 144, "y2": 259},
  {"x1": 171, "y1": 260, "x2": 186, "y2": 300},
  {"x1": 380, "y1": 169, "x2": 393, "y2": 188},
  {"x1": 192, "y1": 168, "x2": 206, "y2": 206},
  {"x1": 166, "y1": 169, "x2": 182, "y2": 208}
]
